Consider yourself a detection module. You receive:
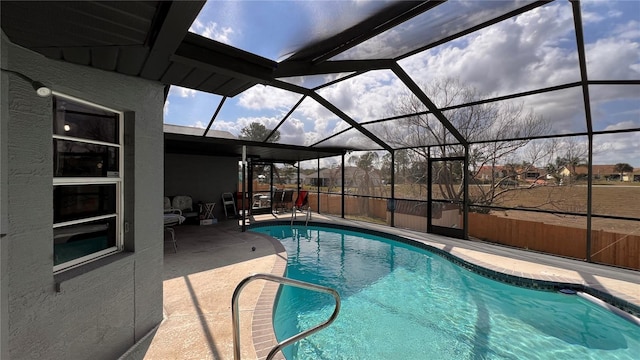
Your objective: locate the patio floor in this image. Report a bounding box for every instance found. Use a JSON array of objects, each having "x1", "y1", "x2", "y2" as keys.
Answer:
[{"x1": 122, "y1": 212, "x2": 640, "y2": 360}]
